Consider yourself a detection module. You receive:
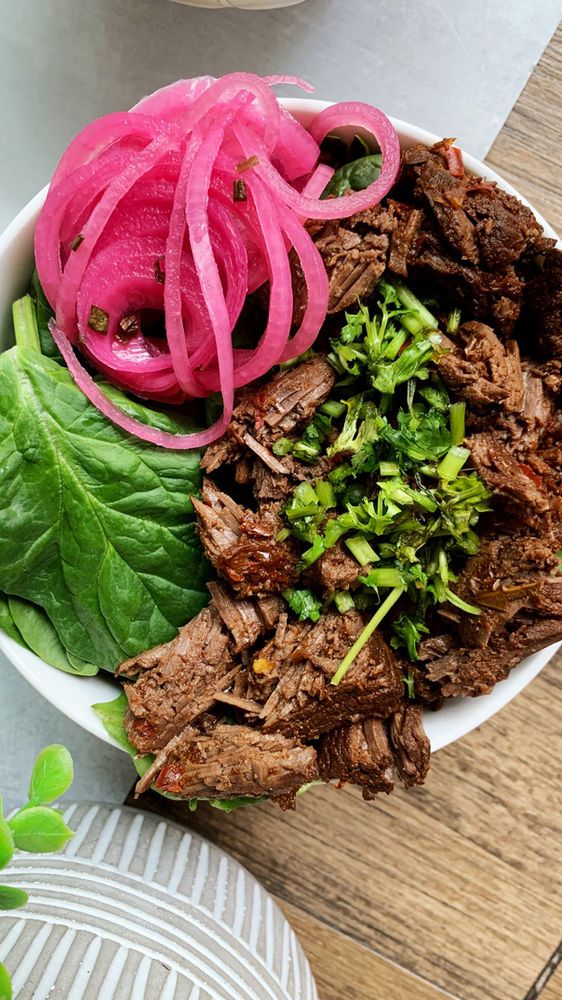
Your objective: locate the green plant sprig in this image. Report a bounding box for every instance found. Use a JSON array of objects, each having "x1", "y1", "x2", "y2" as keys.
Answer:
[{"x1": 0, "y1": 745, "x2": 74, "y2": 1000}]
